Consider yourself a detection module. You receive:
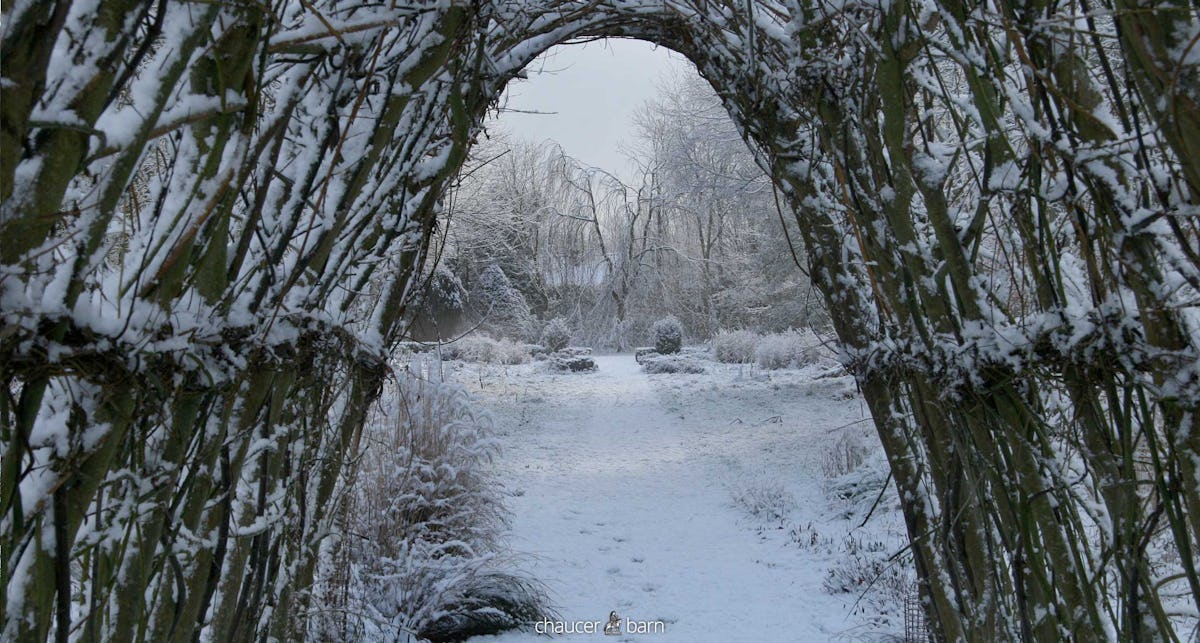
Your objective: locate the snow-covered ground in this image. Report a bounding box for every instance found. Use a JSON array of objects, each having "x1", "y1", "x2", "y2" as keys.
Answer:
[{"x1": 452, "y1": 353, "x2": 911, "y2": 642}]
